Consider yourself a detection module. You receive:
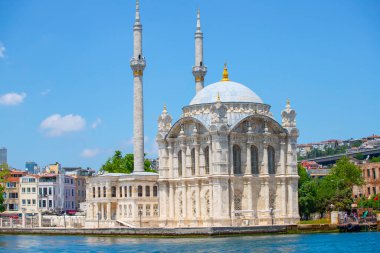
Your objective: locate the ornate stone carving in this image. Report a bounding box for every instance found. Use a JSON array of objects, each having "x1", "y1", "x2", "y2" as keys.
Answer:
[
  {"x1": 281, "y1": 99, "x2": 296, "y2": 128},
  {"x1": 158, "y1": 105, "x2": 172, "y2": 133}
]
